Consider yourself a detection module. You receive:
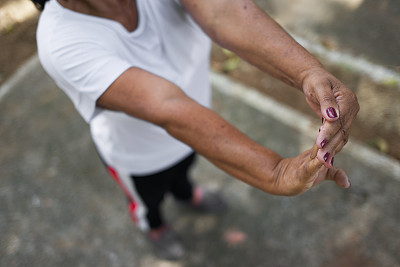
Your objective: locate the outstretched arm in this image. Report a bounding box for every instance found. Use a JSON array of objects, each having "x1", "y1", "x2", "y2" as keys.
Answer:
[
  {"x1": 180, "y1": 0, "x2": 359, "y2": 167},
  {"x1": 97, "y1": 68, "x2": 349, "y2": 196}
]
